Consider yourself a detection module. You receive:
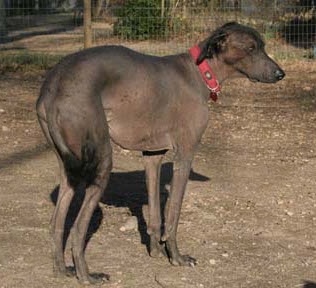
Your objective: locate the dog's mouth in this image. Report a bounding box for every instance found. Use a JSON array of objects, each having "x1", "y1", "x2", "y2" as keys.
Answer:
[
  {"x1": 236, "y1": 68, "x2": 258, "y2": 82},
  {"x1": 249, "y1": 77, "x2": 279, "y2": 84},
  {"x1": 238, "y1": 69, "x2": 276, "y2": 84},
  {"x1": 248, "y1": 77, "x2": 259, "y2": 83}
]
